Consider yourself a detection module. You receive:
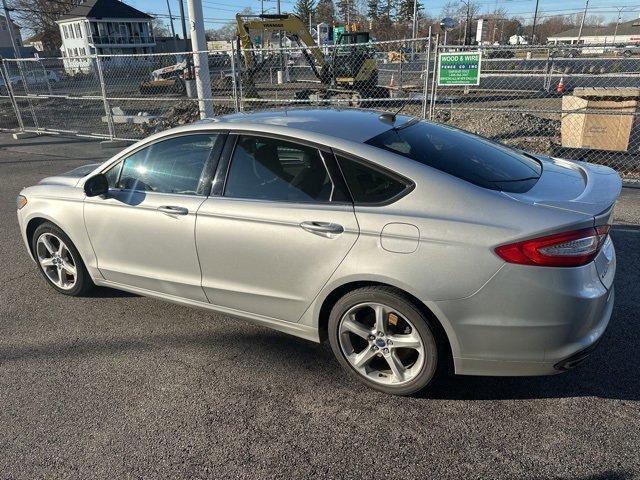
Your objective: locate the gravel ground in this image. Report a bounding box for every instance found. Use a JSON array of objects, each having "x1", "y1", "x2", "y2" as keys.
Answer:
[{"x1": 0, "y1": 132, "x2": 639, "y2": 480}]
